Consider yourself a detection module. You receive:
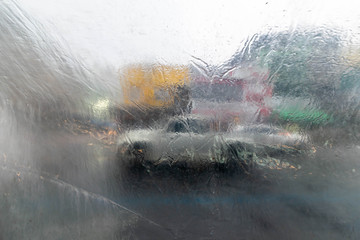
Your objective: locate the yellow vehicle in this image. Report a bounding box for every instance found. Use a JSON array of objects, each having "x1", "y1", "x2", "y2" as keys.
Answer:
[{"x1": 117, "y1": 64, "x2": 191, "y2": 125}]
